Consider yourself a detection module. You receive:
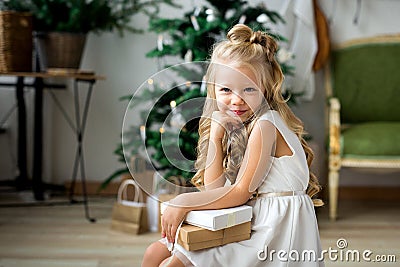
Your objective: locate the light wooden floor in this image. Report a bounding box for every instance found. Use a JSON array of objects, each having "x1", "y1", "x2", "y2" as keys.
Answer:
[{"x1": 0, "y1": 192, "x2": 399, "y2": 267}]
